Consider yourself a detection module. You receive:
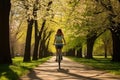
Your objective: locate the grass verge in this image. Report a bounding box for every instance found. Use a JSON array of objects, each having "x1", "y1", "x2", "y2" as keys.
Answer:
[
  {"x1": 0, "y1": 56, "x2": 51, "y2": 80},
  {"x1": 68, "y1": 56, "x2": 120, "y2": 76}
]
